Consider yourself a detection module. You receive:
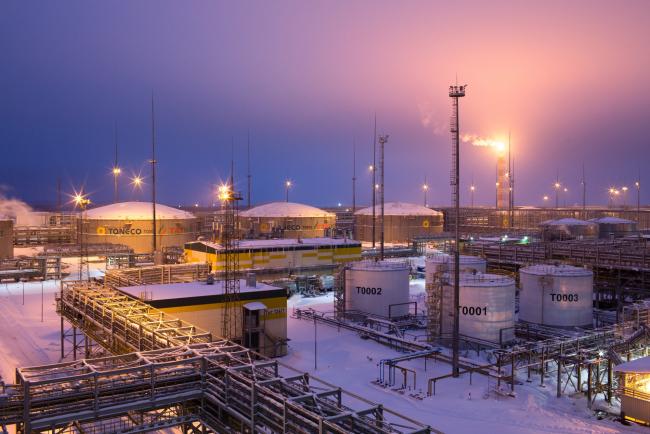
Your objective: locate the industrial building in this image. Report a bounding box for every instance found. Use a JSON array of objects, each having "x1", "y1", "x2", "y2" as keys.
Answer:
[
  {"x1": 239, "y1": 201, "x2": 335, "y2": 239},
  {"x1": 615, "y1": 356, "x2": 650, "y2": 425},
  {"x1": 0, "y1": 219, "x2": 13, "y2": 259},
  {"x1": 539, "y1": 217, "x2": 598, "y2": 241},
  {"x1": 118, "y1": 279, "x2": 288, "y2": 357},
  {"x1": 442, "y1": 206, "x2": 650, "y2": 236},
  {"x1": 184, "y1": 237, "x2": 361, "y2": 273},
  {"x1": 354, "y1": 202, "x2": 443, "y2": 244},
  {"x1": 590, "y1": 216, "x2": 638, "y2": 238},
  {"x1": 80, "y1": 201, "x2": 200, "y2": 253}
]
